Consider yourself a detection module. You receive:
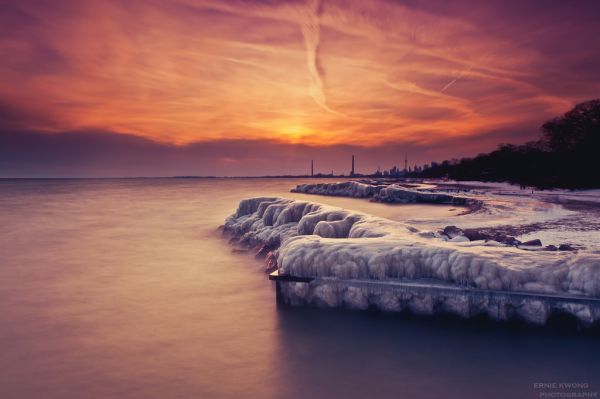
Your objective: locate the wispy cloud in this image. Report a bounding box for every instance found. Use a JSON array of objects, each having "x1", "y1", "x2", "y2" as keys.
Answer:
[
  {"x1": 297, "y1": 0, "x2": 343, "y2": 115},
  {"x1": 0, "y1": 0, "x2": 598, "y2": 154}
]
